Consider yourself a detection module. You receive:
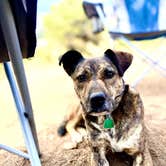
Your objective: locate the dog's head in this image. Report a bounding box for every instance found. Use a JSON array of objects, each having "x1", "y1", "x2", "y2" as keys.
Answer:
[{"x1": 59, "y1": 49, "x2": 132, "y2": 116}]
